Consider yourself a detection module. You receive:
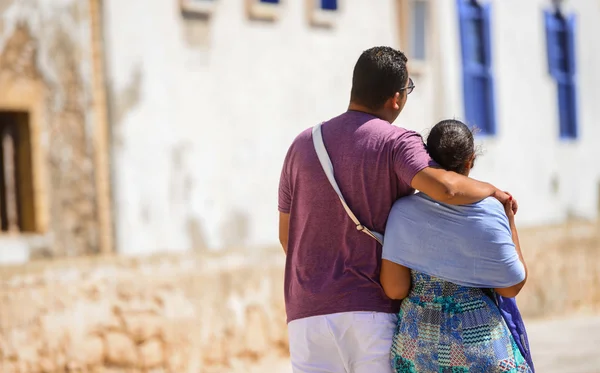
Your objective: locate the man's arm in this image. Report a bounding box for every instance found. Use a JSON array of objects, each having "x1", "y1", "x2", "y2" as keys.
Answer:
[
  {"x1": 411, "y1": 167, "x2": 511, "y2": 206},
  {"x1": 279, "y1": 212, "x2": 290, "y2": 255}
]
